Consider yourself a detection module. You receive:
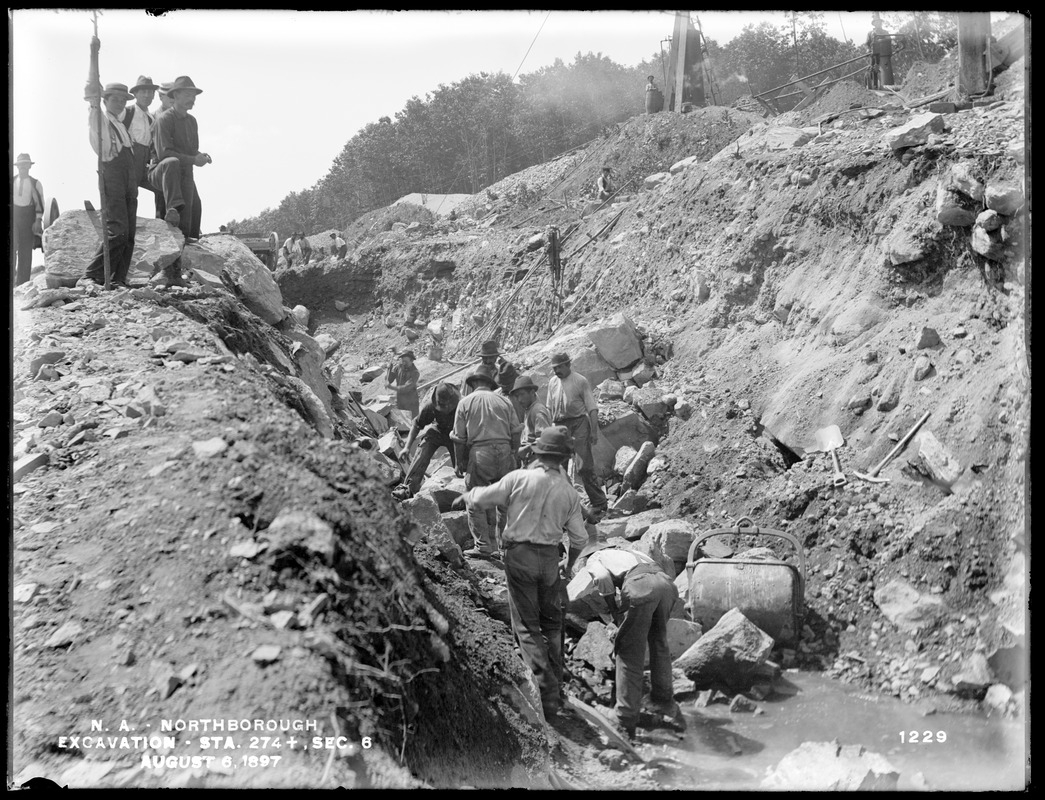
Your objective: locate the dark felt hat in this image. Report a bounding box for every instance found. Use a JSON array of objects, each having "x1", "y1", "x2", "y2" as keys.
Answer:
[
  {"x1": 397, "y1": 349, "x2": 416, "y2": 361},
  {"x1": 102, "y1": 83, "x2": 134, "y2": 101},
  {"x1": 477, "y1": 340, "x2": 502, "y2": 357},
  {"x1": 168, "y1": 76, "x2": 203, "y2": 95},
  {"x1": 531, "y1": 425, "x2": 574, "y2": 456},
  {"x1": 509, "y1": 375, "x2": 539, "y2": 395},
  {"x1": 549, "y1": 352, "x2": 571, "y2": 367},
  {"x1": 465, "y1": 364, "x2": 499, "y2": 389},
  {"x1": 131, "y1": 75, "x2": 160, "y2": 93}
]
